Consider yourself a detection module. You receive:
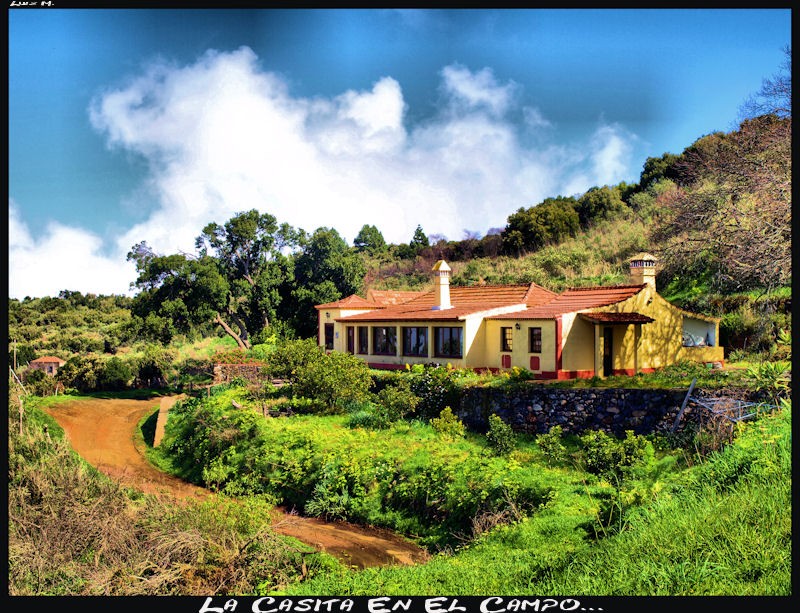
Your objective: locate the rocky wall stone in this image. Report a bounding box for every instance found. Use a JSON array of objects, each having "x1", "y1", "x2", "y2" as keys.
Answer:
[
  {"x1": 212, "y1": 363, "x2": 269, "y2": 385},
  {"x1": 457, "y1": 384, "x2": 699, "y2": 436}
]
